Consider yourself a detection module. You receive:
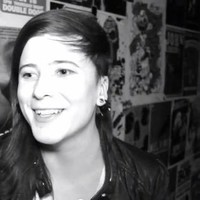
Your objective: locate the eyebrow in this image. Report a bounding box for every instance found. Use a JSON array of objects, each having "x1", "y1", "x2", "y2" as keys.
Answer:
[
  {"x1": 19, "y1": 60, "x2": 80, "y2": 71},
  {"x1": 50, "y1": 60, "x2": 80, "y2": 68},
  {"x1": 19, "y1": 63, "x2": 36, "y2": 71}
]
